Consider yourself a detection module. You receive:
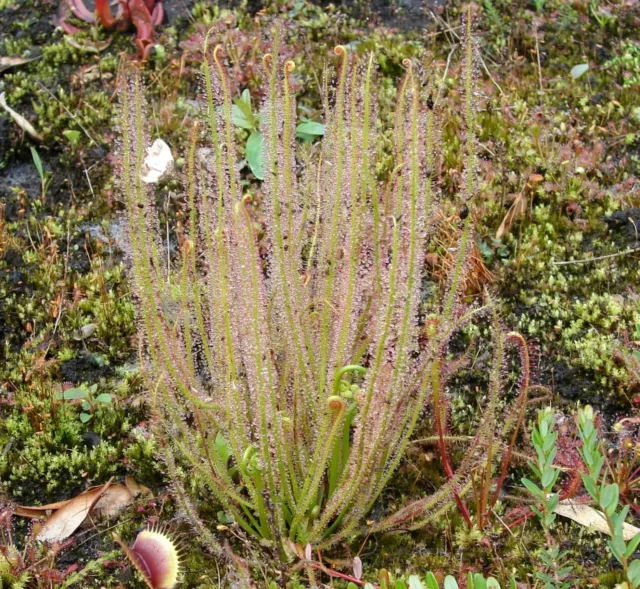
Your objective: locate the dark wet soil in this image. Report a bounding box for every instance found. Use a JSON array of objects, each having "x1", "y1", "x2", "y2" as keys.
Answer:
[
  {"x1": 60, "y1": 354, "x2": 116, "y2": 383},
  {"x1": 543, "y1": 359, "x2": 602, "y2": 406},
  {"x1": 0, "y1": 160, "x2": 44, "y2": 203},
  {"x1": 604, "y1": 208, "x2": 640, "y2": 245},
  {"x1": 316, "y1": 0, "x2": 445, "y2": 30}
]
